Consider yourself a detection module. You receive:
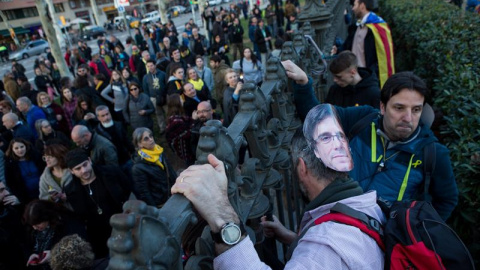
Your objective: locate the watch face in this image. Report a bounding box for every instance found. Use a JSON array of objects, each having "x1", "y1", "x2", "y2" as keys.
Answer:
[{"x1": 222, "y1": 223, "x2": 242, "y2": 245}]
